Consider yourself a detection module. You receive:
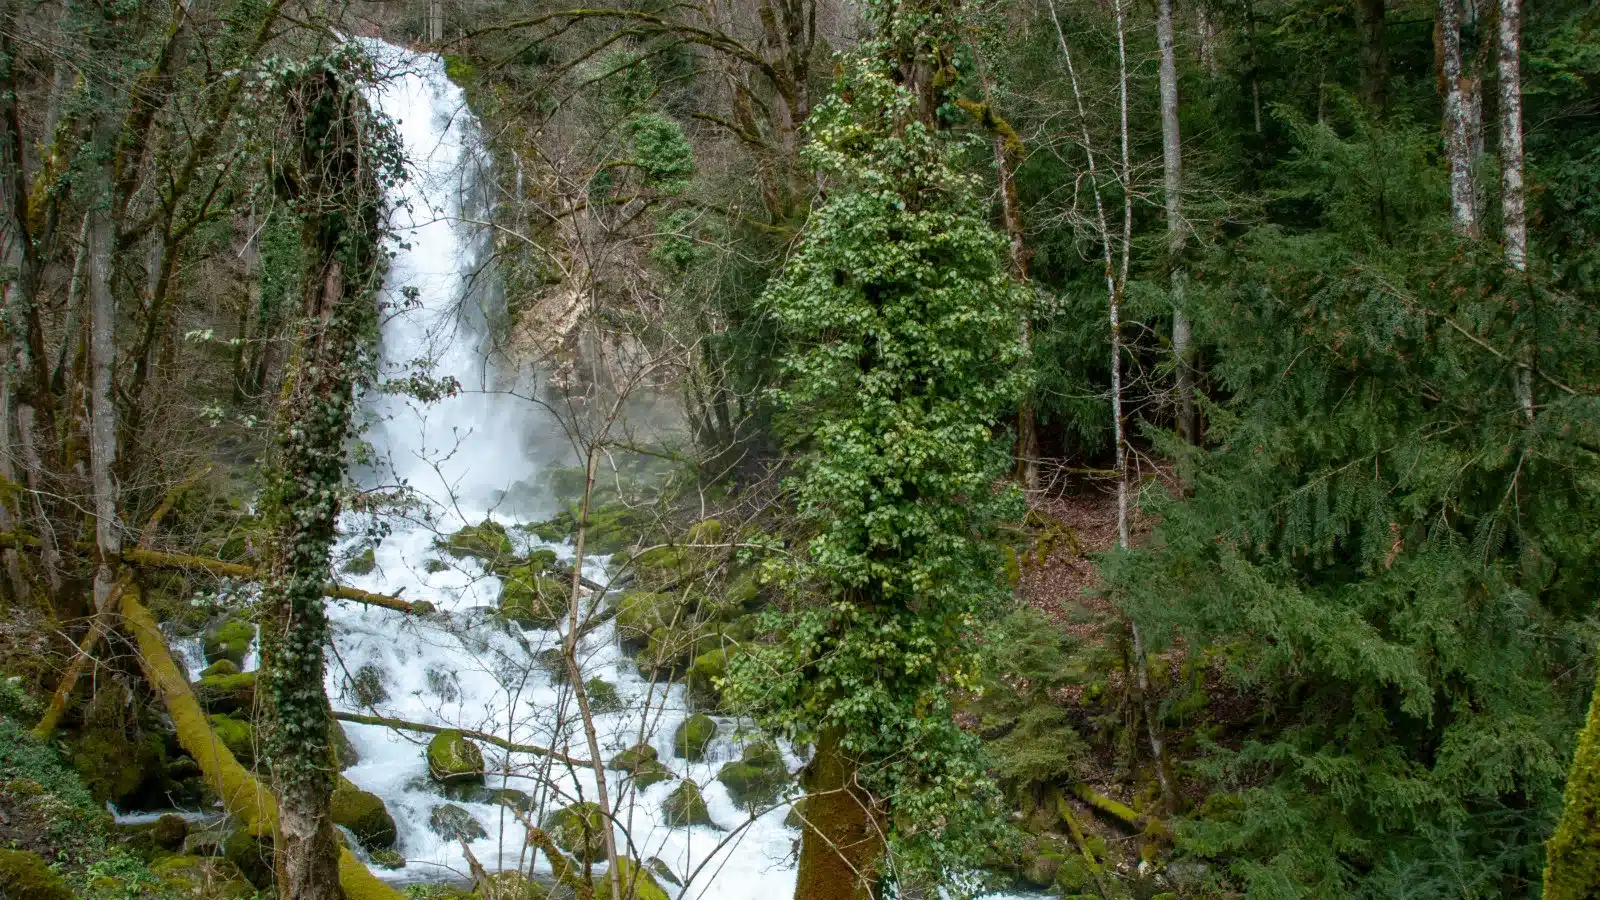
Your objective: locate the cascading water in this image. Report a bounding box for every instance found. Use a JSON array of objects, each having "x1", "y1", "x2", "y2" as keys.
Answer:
[{"x1": 315, "y1": 40, "x2": 803, "y2": 896}]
